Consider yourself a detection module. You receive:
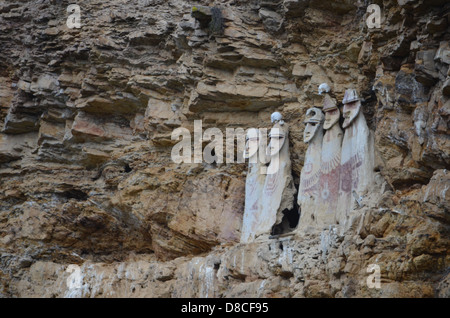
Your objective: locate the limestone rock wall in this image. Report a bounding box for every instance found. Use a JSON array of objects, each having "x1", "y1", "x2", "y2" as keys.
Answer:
[{"x1": 0, "y1": 0, "x2": 449, "y2": 297}]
